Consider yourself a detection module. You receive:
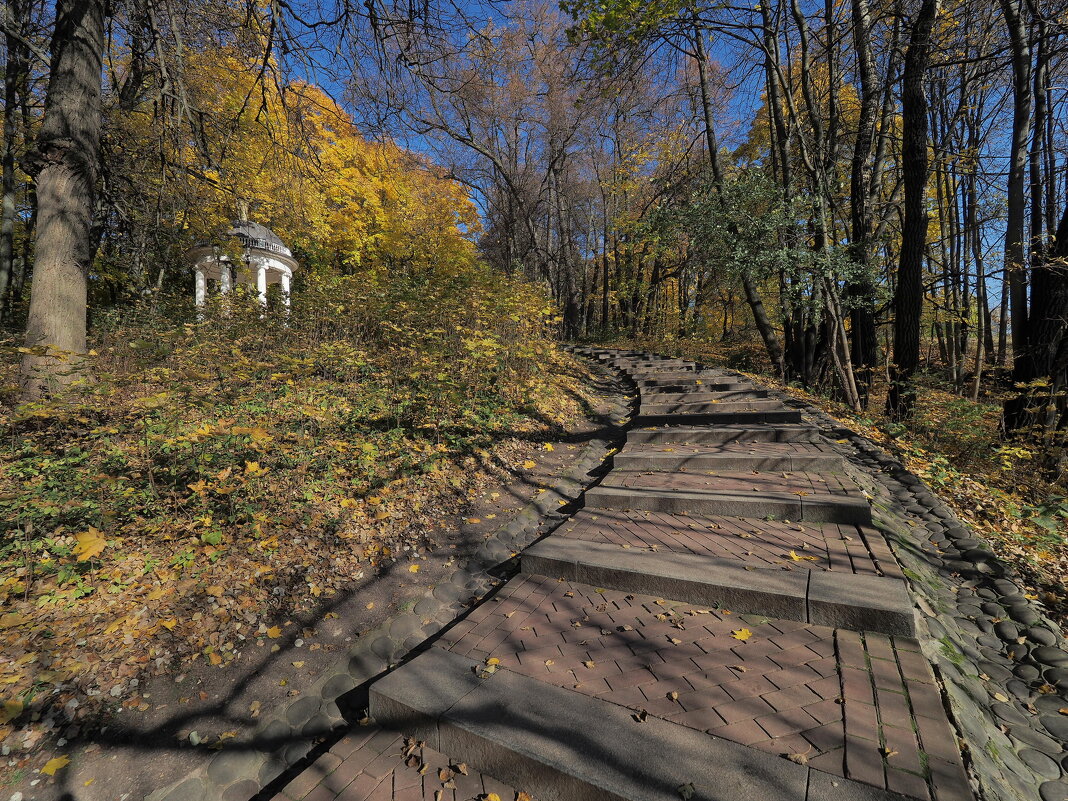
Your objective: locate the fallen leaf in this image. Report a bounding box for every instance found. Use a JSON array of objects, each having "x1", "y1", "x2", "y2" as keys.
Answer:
[
  {"x1": 786, "y1": 752, "x2": 809, "y2": 765},
  {"x1": 73, "y1": 527, "x2": 107, "y2": 562},
  {"x1": 731, "y1": 628, "x2": 753, "y2": 641},
  {"x1": 41, "y1": 755, "x2": 71, "y2": 776},
  {"x1": 0, "y1": 699, "x2": 23, "y2": 724},
  {"x1": 409, "y1": 564, "x2": 421, "y2": 573},
  {"x1": 266, "y1": 626, "x2": 282, "y2": 639},
  {"x1": 522, "y1": 460, "x2": 536, "y2": 469}
]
